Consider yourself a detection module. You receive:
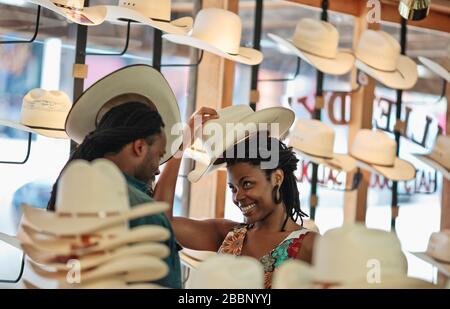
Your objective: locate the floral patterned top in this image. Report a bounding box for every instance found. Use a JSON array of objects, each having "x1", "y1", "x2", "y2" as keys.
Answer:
[{"x1": 218, "y1": 224, "x2": 310, "y2": 289}]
